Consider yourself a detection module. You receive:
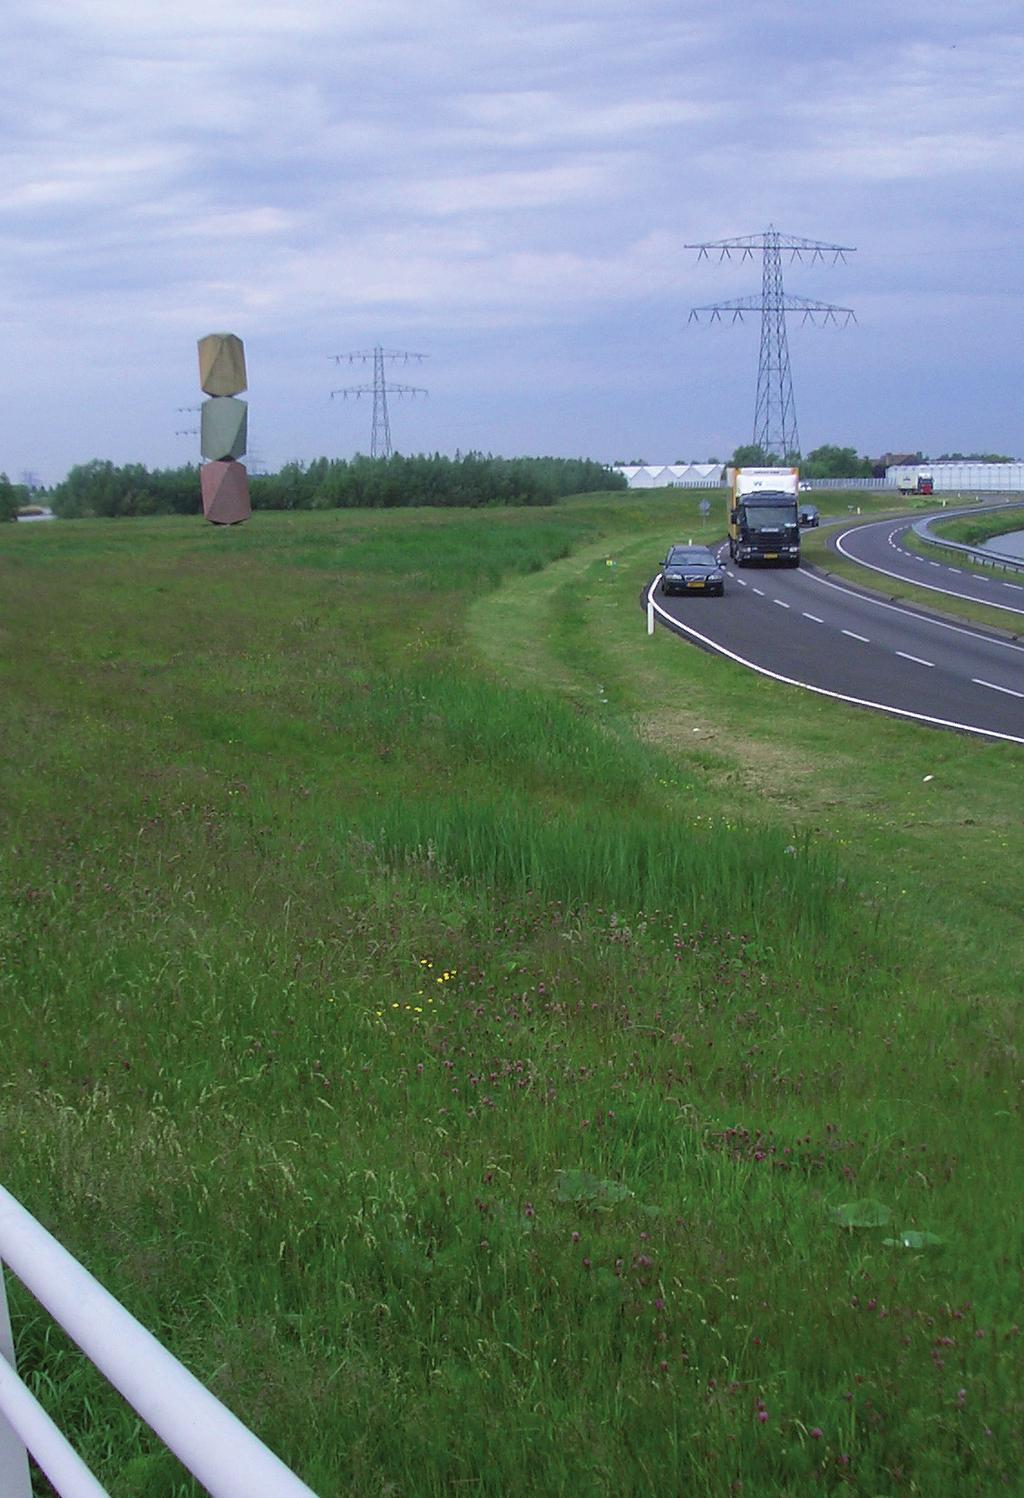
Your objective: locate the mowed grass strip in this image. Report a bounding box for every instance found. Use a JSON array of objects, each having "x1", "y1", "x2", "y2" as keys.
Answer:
[{"x1": 1, "y1": 500, "x2": 1021, "y2": 1496}]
